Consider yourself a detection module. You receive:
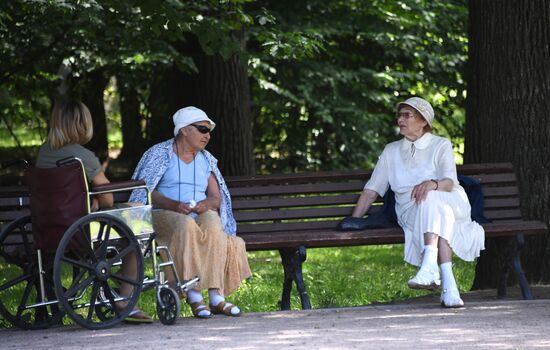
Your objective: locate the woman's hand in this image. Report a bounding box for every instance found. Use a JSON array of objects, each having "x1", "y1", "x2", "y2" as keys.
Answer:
[
  {"x1": 174, "y1": 201, "x2": 194, "y2": 215},
  {"x1": 192, "y1": 200, "x2": 210, "y2": 215},
  {"x1": 411, "y1": 180, "x2": 438, "y2": 204},
  {"x1": 91, "y1": 197, "x2": 100, "y2": 212}
]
